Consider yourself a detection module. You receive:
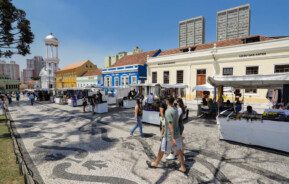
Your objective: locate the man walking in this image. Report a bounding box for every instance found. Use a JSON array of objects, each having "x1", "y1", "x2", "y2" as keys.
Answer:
[
  {"x1": 29, "y1": 93, "x2": 35, "y2": 106},
  {"x1": 147, "y1": 96, "x2": 186, "y2": 173},
  {"x1": 16, "y1": 92, "x2": 20, "y2": 102}
]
